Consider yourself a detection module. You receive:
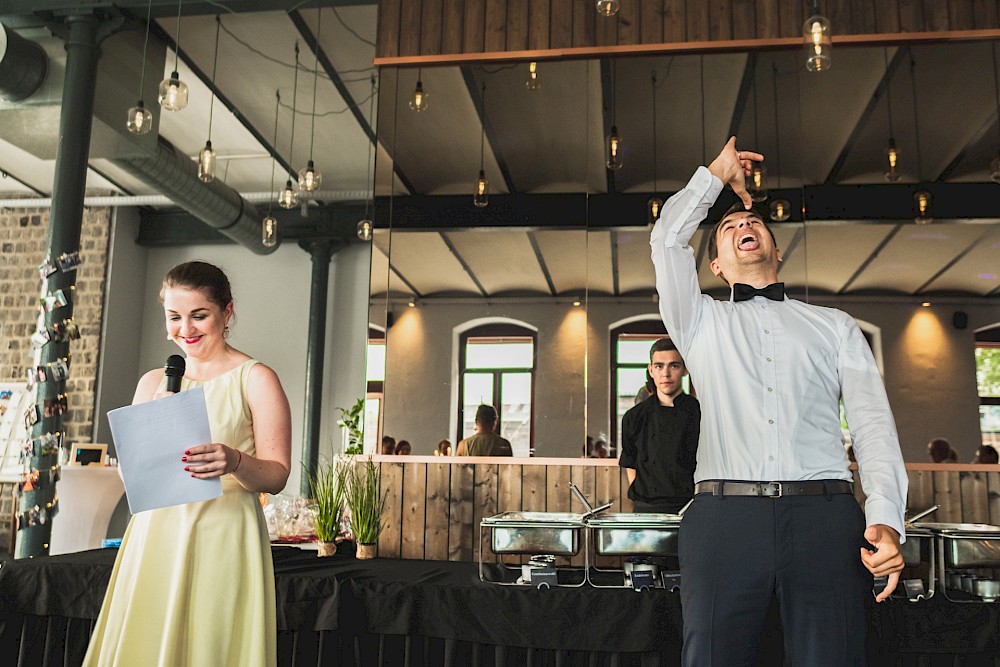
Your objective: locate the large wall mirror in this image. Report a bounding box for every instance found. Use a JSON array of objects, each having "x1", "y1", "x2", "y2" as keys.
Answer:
[{"x1": 369, "y1": 39, "x2": 1000, "y2": 461}]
